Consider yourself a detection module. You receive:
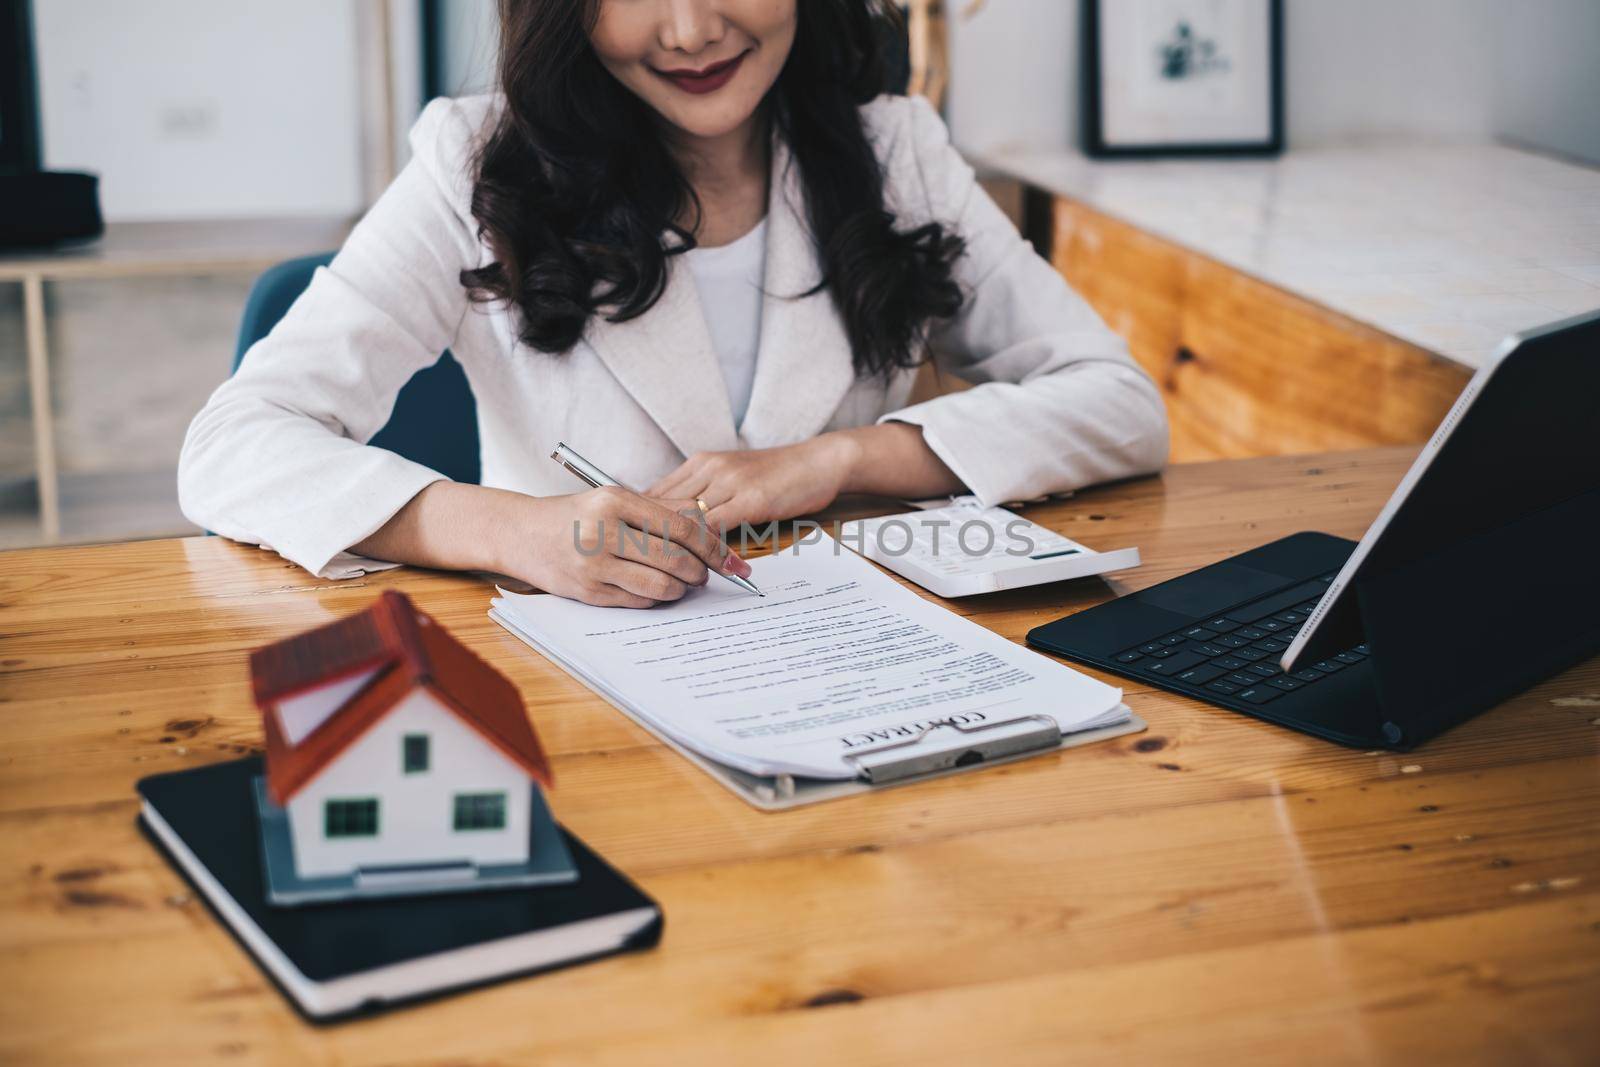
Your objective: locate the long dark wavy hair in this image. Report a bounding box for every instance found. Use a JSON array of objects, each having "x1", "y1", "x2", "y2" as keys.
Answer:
[{"x1": 460, "y1": 0, "x2": 966, "y2": 379}]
